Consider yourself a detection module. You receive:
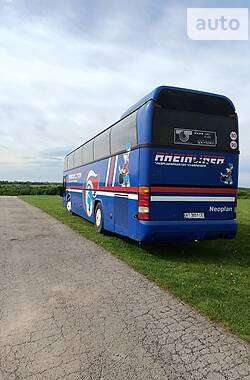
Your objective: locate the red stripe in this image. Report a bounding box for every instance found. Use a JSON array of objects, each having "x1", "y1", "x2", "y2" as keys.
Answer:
[
  {"x1": 151, "y1": 186, "x2": 237, "y2": 194},
  {"x1": 67, "y1": 185, "x2": 236, "y2": 195},
  {"x1": 67, "y1": 185, "x2": 138, "y2": 193},
  {"x1": 108, "y1": 157, "x2": 115, "y2": 186},
  {"x1": 99, "y1": 186, "x2": 138, "y2": 193},
  {"x1": 67, "y1": 185, "x2": 82, "y2": 189}
]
